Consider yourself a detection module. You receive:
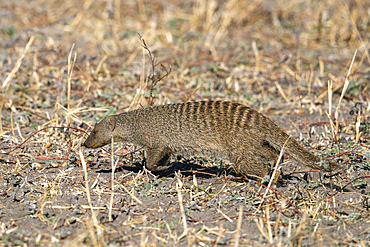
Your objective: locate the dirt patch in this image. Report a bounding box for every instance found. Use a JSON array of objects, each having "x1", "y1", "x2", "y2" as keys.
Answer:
[{"x1": 1, "y1": 0, "x2": 370, "y2": 246}]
